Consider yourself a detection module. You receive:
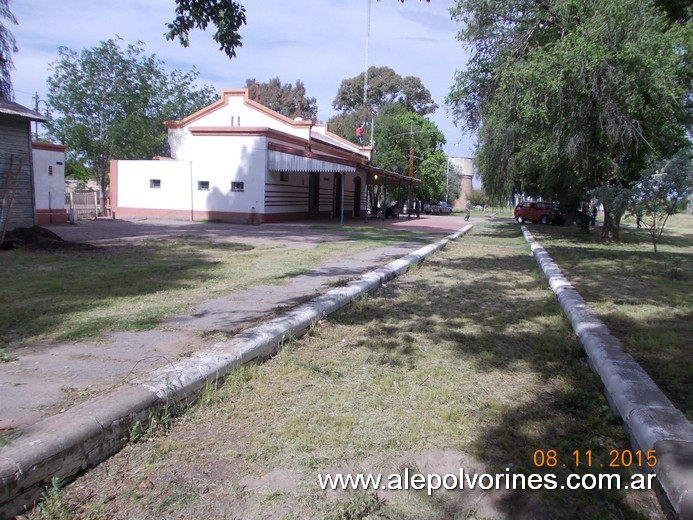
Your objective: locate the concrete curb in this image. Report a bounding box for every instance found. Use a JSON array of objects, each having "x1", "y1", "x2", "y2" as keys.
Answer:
[
  {"x1": 0, "y1": 225, "x2": 473, "y2": 517},
  {"x1": 521, "y1": 226, "x2": 693, "y2": 520}
]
